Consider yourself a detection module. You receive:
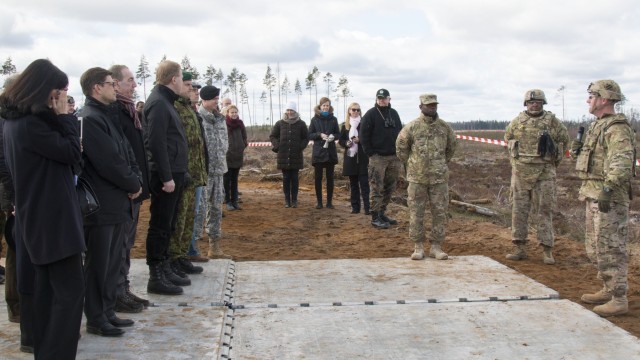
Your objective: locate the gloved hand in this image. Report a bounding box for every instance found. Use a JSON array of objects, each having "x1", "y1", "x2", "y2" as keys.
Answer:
[
  {"x1": 597, "y1": 188, "x2": 612, "y2": 213},
  {"x1": 570, "y1": 140, "x2": 583, "y2": 158}
]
